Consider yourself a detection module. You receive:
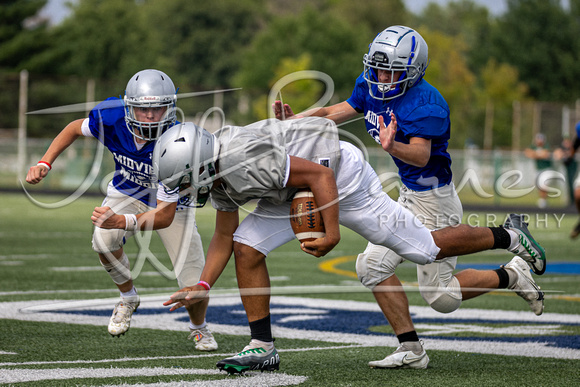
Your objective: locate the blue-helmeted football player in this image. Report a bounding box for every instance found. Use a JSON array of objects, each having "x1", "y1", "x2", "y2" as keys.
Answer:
[
  {"x1": 26, "y1": 69, "x2": 218, "y2": 351},
  {"x1": 273, "y1": 26, "x2": 545, "y2": 369}
]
